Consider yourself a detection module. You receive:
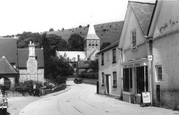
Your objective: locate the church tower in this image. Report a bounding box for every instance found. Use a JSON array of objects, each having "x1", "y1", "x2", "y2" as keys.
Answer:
[{"x1": 84, "y1": 20, "x2": 100, "y2": 60}]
